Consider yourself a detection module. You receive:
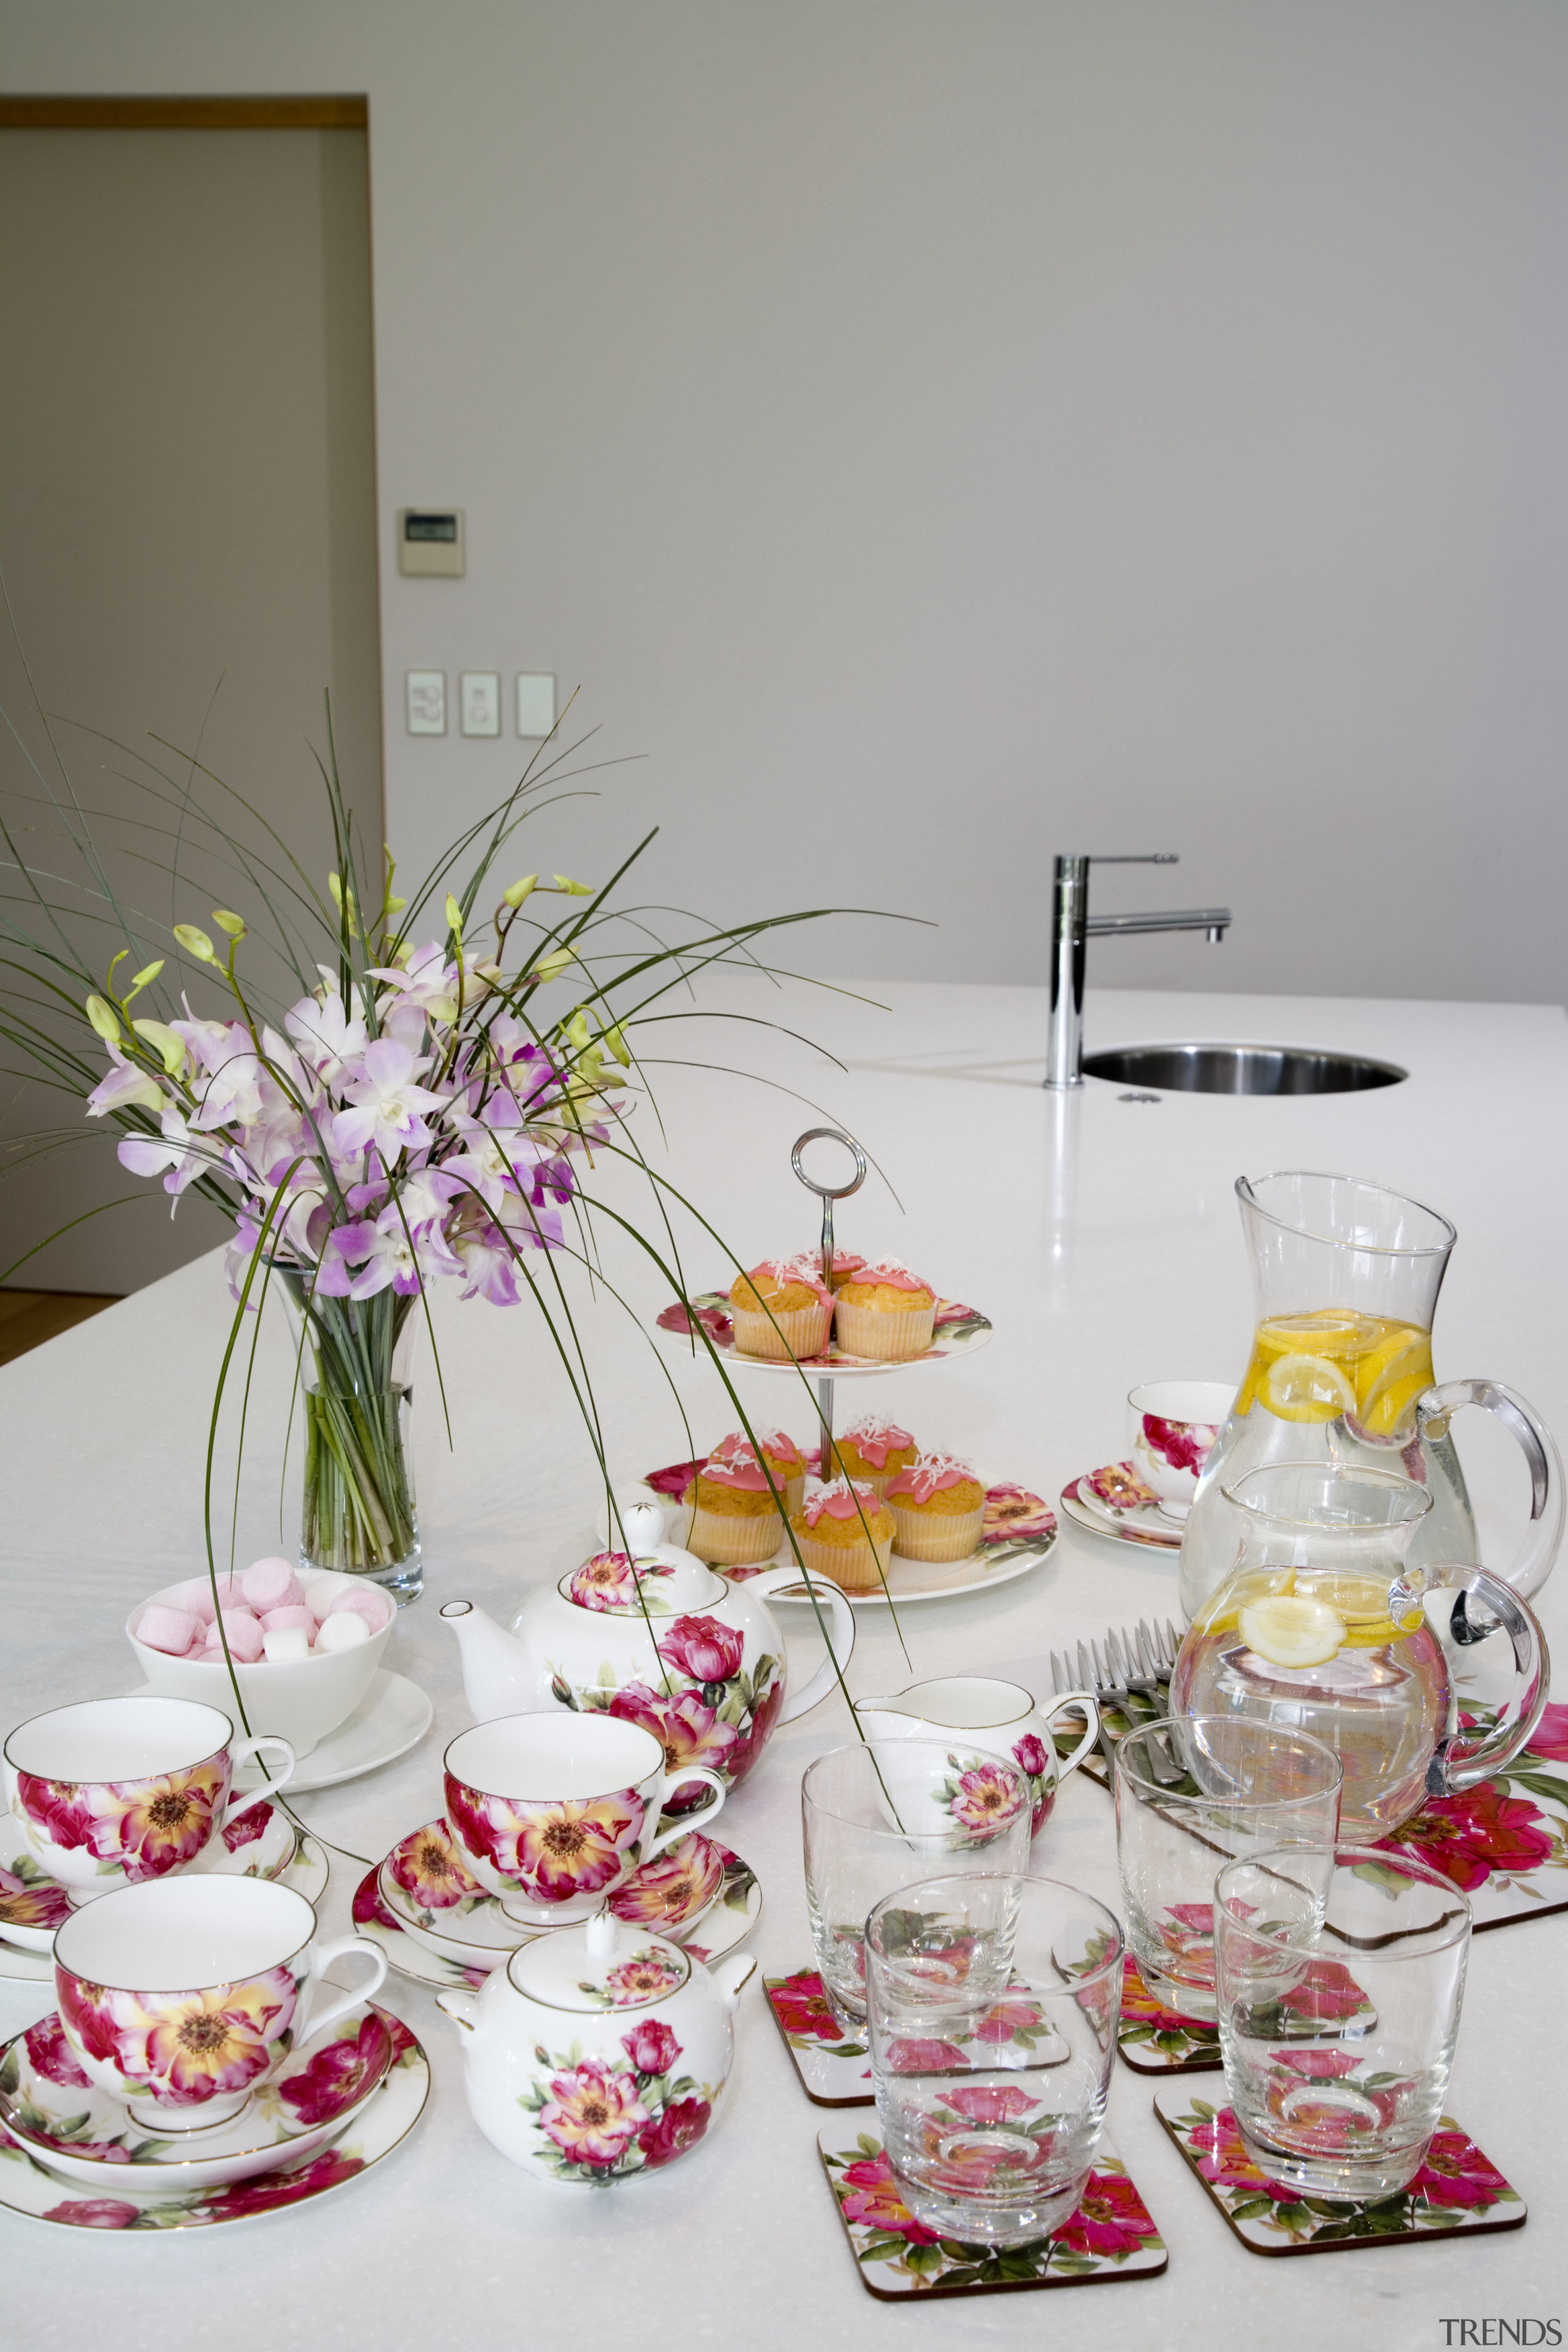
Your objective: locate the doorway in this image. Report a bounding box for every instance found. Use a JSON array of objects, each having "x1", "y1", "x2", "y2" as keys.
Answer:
[{"x1": 0, "y1": 96, "x2": 382, "y2": 1295}]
